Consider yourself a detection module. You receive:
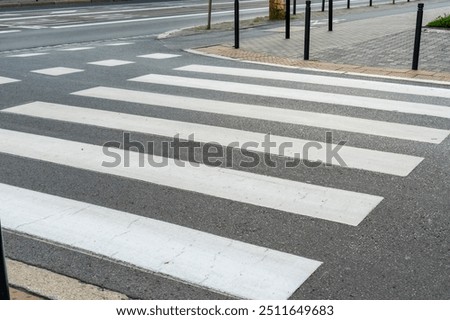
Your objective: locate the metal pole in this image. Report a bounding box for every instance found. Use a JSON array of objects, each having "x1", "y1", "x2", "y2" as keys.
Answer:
[
  {"x1": 370, "y1": 0, "x2": 372, "y2": 7},
  {"x1": 322, "y1": 0, "x2": 325, "y2": 12},
  {"x1": 347, "y1": 0, "x2": 350, "y2": 9},
  {"x1": 0, "y1": 221, "x2": 10, "y2": 300},
  {"x1": 234, "y1": 0, "x2": 239, "y2": 49},
  {"x1": 207, "y1": 0, "x2": 212, "y2": 30},
  {"x1": 293, "y1": 0, "x2": 296, "y2": 15},
  {"x1": 304, "y1": 1, "x2": 311, "y2": 60},
  {"x1": 286, "y1": 0, "x2": 291, "y2": 39},
  {"x1": 328, "y1": 0, "x2": 333, "y2": 31},
  {"x1": 412, "y1": 3, "x2": 424, "y2": 70}
]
